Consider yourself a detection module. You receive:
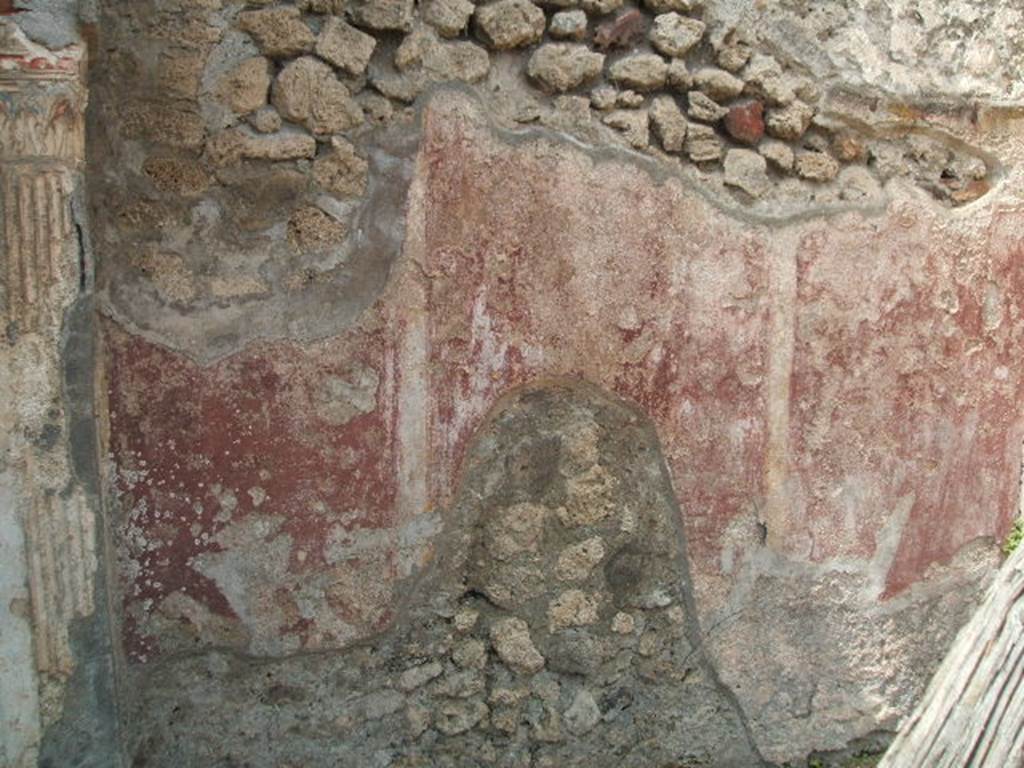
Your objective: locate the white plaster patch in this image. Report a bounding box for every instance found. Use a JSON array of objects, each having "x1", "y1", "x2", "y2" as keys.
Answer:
[{"x1": 0, "y1": 474, "x2": 41, "y2": 768}]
